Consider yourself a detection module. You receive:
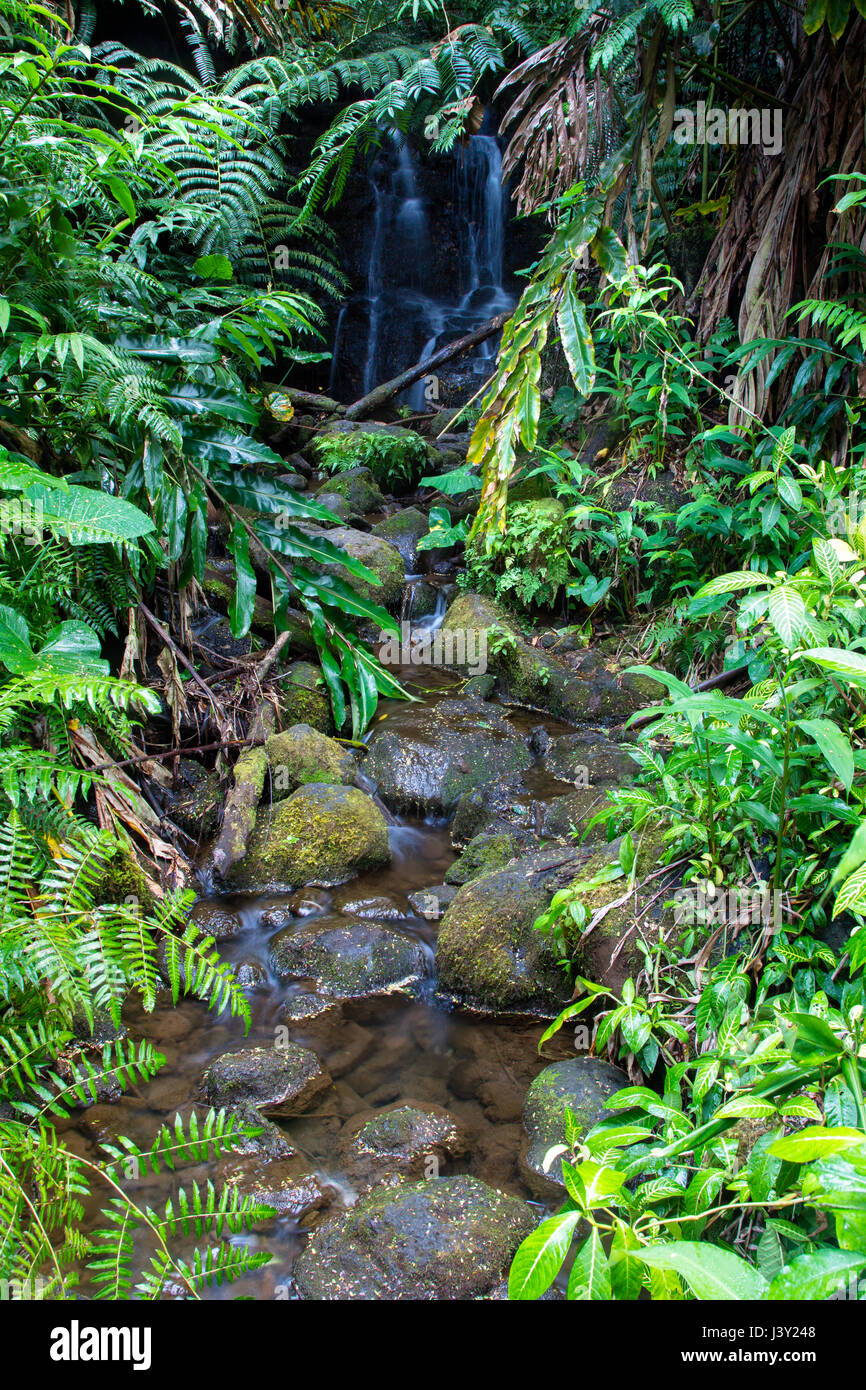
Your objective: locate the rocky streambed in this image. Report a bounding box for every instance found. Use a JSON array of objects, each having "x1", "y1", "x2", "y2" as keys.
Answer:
[{"x1": 56, "y1": 649, "x2": 676, "y2": 1300}]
